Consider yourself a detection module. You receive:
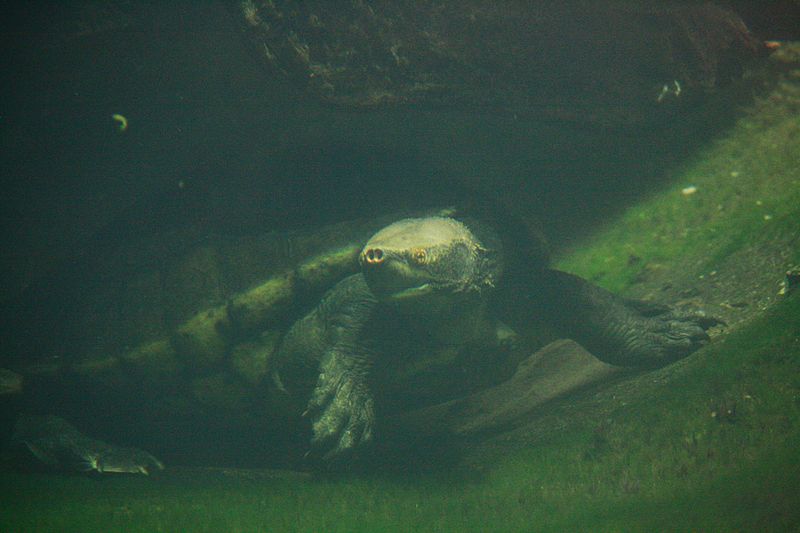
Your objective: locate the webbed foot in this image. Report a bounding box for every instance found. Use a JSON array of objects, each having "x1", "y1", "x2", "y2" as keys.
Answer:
[
  {"x1": 13, "y1": 414, "x2": 163, "y2": 475},
  {"x1": 538, "y1": 269, "x2": 723, "y2": 368},
  {"x1": 81, "y1": 446, "x2": 164, "y2": 475},
  {"x1": 614, "y1": 306, "x2": 722, "y2": 367},
  {"x1": 304, "y1": 372, "x2": 375, "y2": 464}
]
